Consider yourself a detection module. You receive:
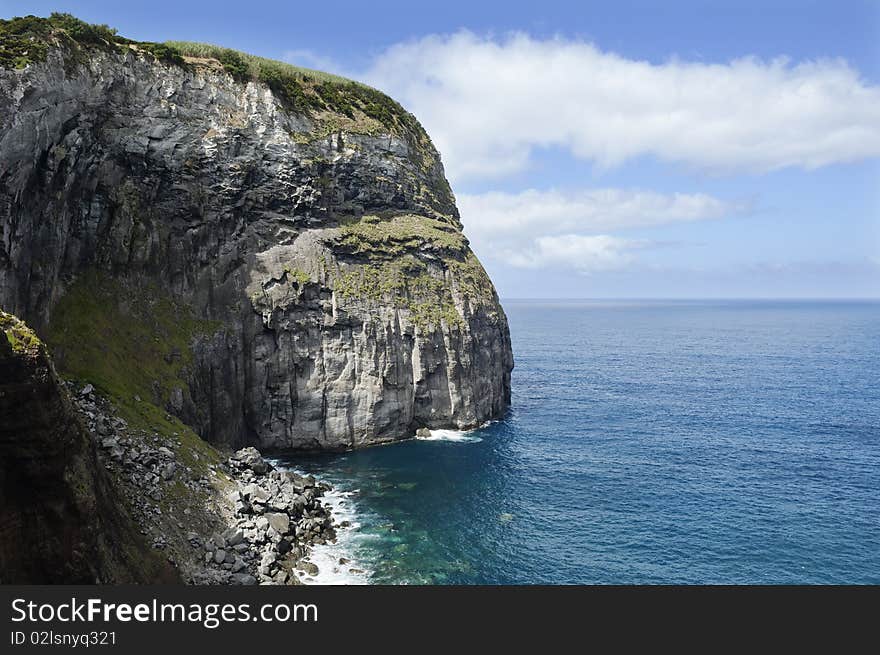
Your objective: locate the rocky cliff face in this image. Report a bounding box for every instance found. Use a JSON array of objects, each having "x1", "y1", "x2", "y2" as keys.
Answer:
[
  {"x1": 0, "y1": 19, "x2": 513, "y2": 450},
  {"x1": 0, "y1": 311, "x2": 176, "y2": 582}
]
